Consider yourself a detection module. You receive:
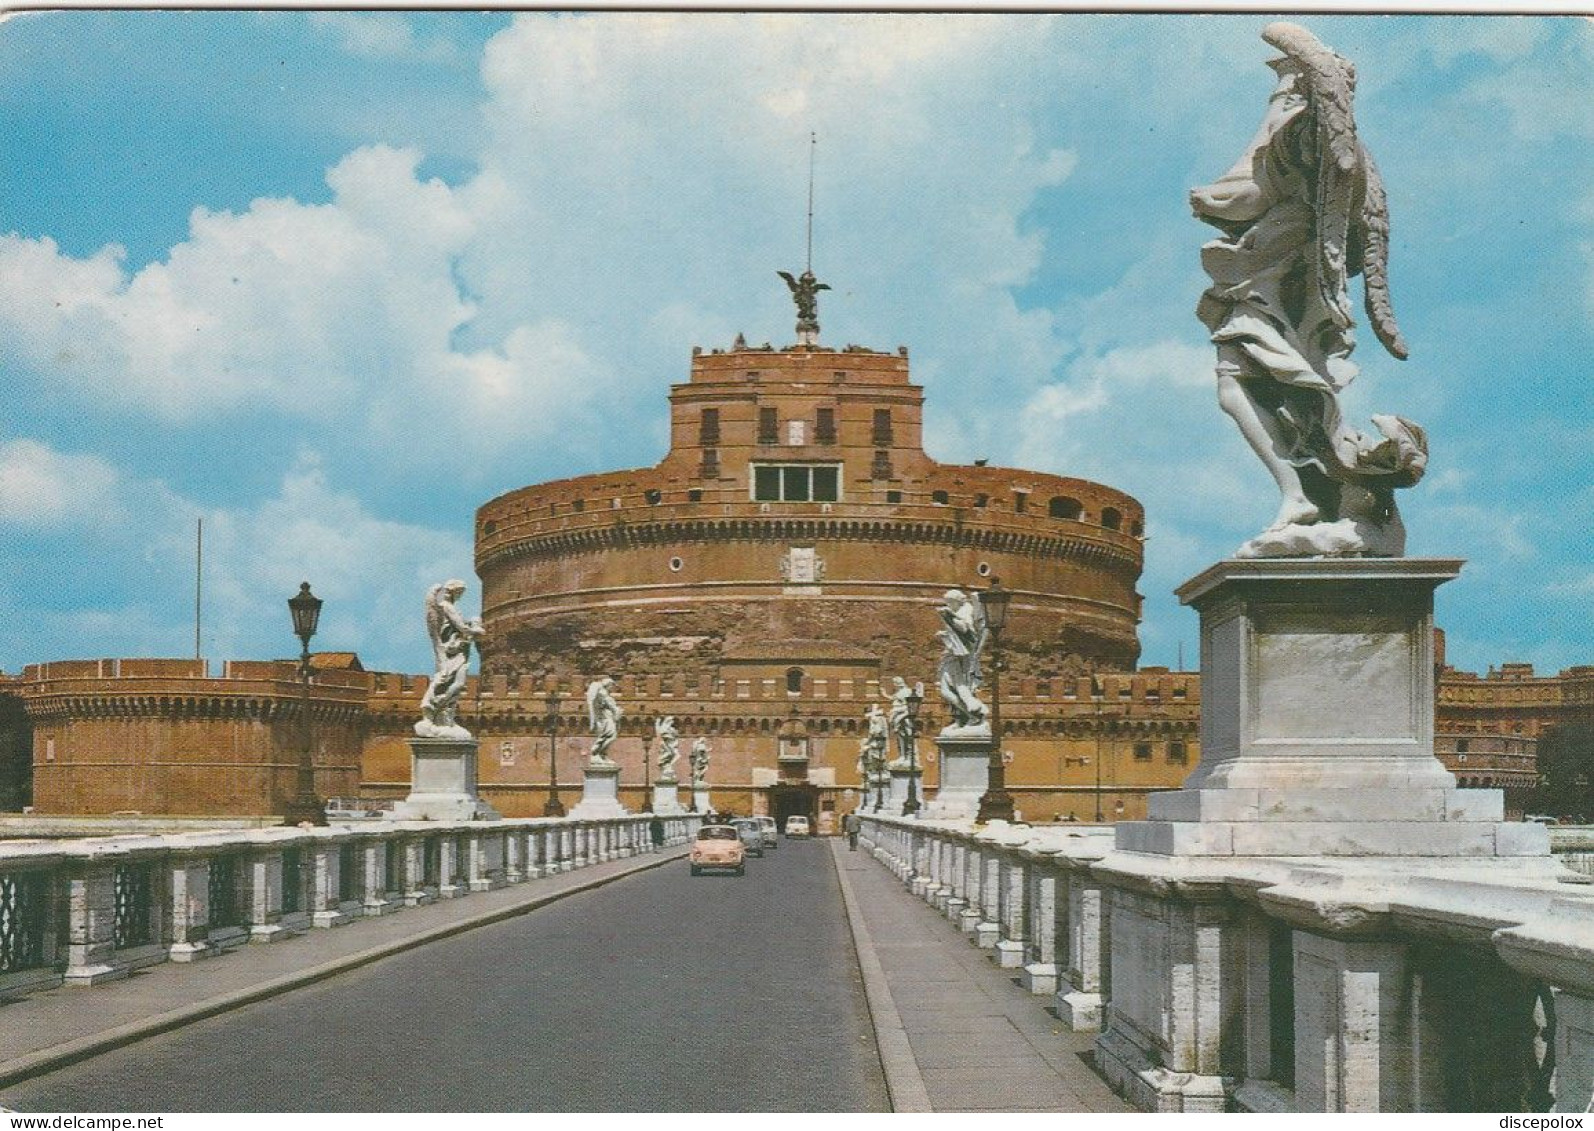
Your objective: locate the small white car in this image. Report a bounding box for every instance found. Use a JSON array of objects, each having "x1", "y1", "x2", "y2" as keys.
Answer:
[
  {"x1": 755, "y1": 815, "x2": 779, "y2": 849},
  {"x1": 784, "y1": 815, "x2": 811, "y2": 838}
]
